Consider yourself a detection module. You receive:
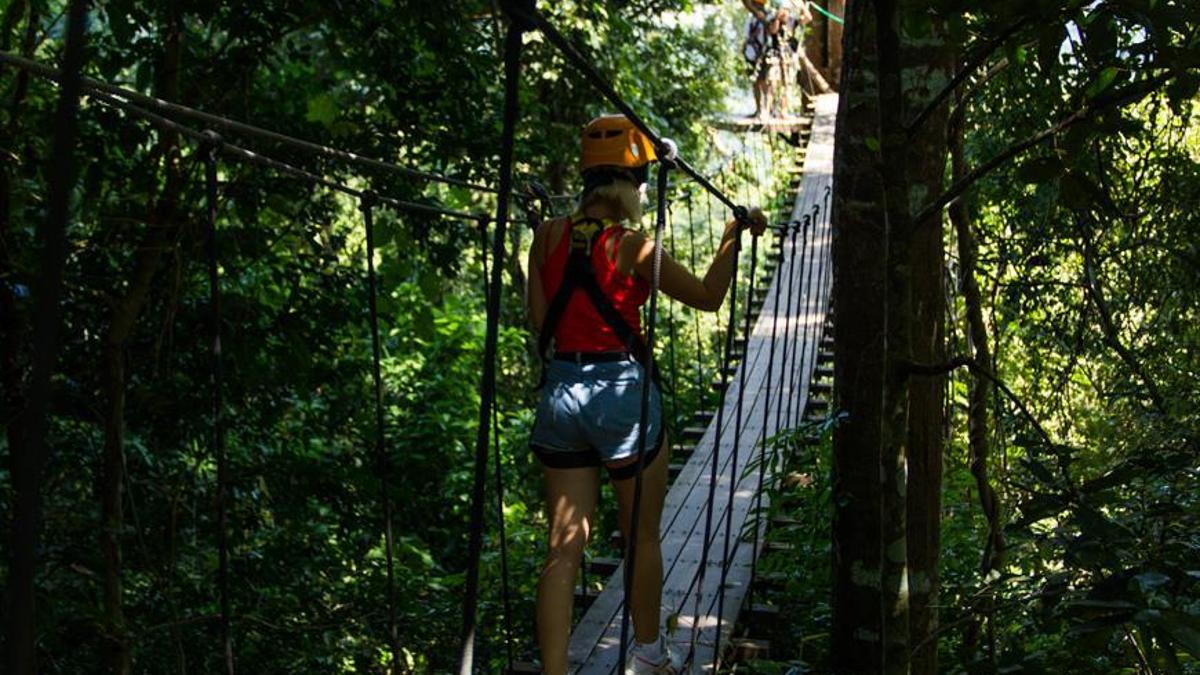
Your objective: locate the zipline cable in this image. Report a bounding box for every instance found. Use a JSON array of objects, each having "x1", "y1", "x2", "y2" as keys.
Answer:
[
  {"x1": 479, "y1": 218, "x2": 516, "y2": 672},
  {"x1": 0, "y1": 51, "x2": 502, "y2": 195},
  {"x1": 459, "y1": 4, "x2": 528, "y2": 670},
  {"x1": 618, "y1": 157, "x2": 672, "y2": 670},
  {"x1": 202, "y1": 132, "x2": 236, "y2": 675},
  {"x1": 716, "y1": 228, "x2": 758, "y2": 668},
  {"x1": 85, "y1": 89, "x2": 487, "y2": 223},
  {"x1": 360, "y1": 195, "x2": 402, "y2": 673}
]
